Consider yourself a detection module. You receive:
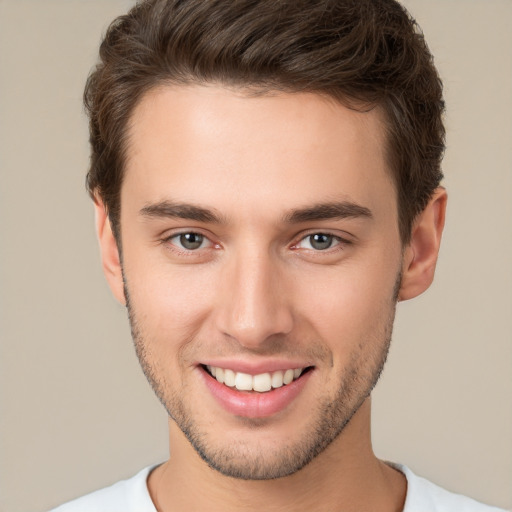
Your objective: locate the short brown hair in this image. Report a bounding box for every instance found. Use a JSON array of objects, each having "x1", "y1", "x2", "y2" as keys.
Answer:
[{"x1": 84, "y1": 0, "x2": 445, "y2": 243}]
